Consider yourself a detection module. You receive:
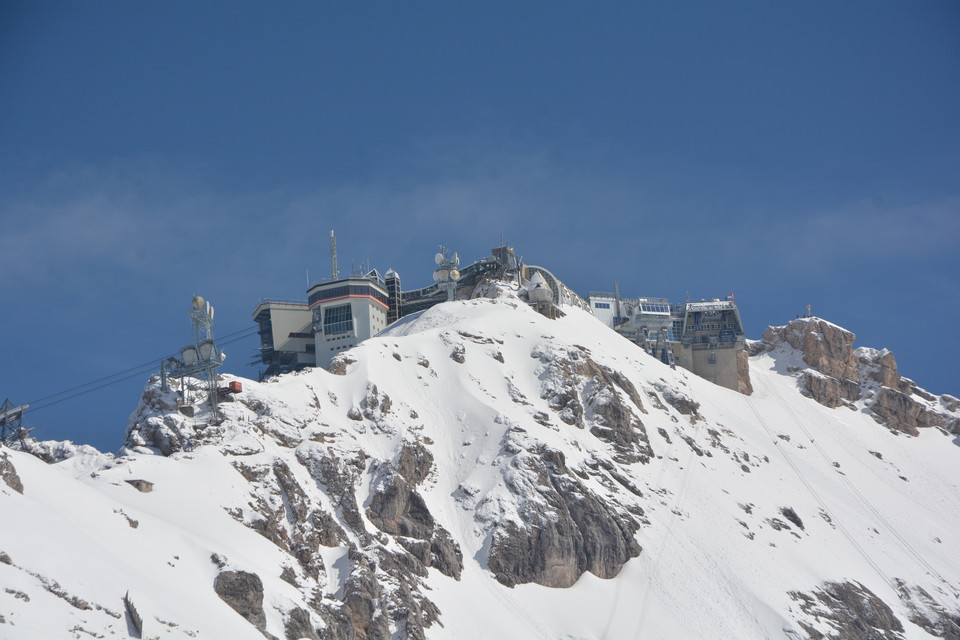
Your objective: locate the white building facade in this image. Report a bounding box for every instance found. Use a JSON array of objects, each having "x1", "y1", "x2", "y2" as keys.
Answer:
[{"x1": 307, "y1": 276, "x2": 390, "y2": 369}]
